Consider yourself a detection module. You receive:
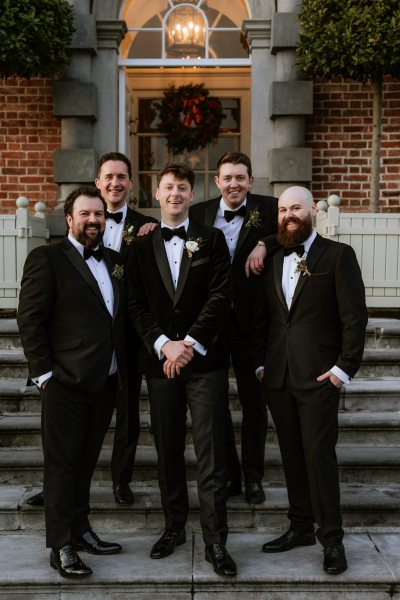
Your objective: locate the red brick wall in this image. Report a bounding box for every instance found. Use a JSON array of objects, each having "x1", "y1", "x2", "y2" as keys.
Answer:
[
  {"x1": 0, "y1": 77, "x2": 60, "y2": 214},
  {"x1": 306, "y1": 79, "x2": 400, "y2": 212}
]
